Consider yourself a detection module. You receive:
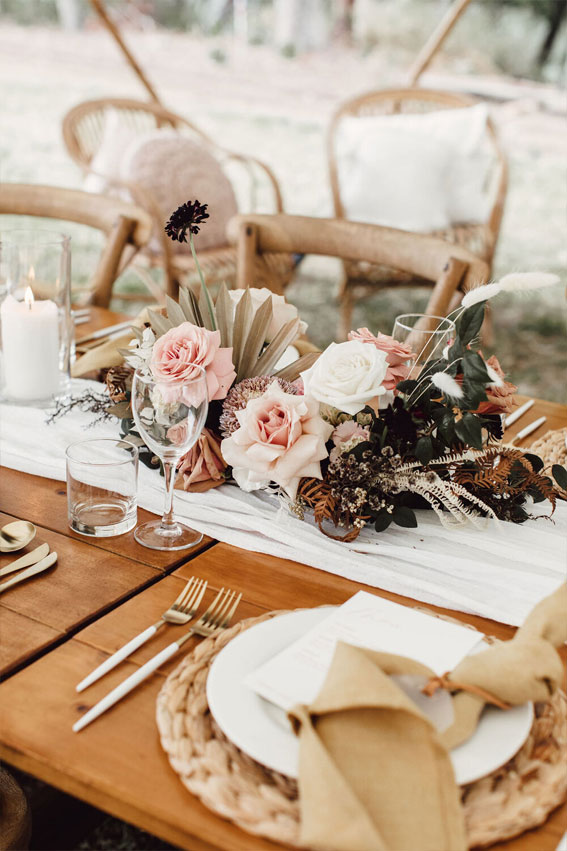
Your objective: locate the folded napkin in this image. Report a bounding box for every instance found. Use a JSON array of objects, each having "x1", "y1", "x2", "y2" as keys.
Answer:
[
  {"x1": 72, "y1": 308, "x2": 156, "y2": 377},
  {"x1": 289, "y1": 585, "x2": 566, "y2": 851},
  {"x1": 289, "y1": 642, "x2": 466, "y2": 851},
  {"x1": 431, "y1": 582, "x2": 567, "y2": 749}
]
